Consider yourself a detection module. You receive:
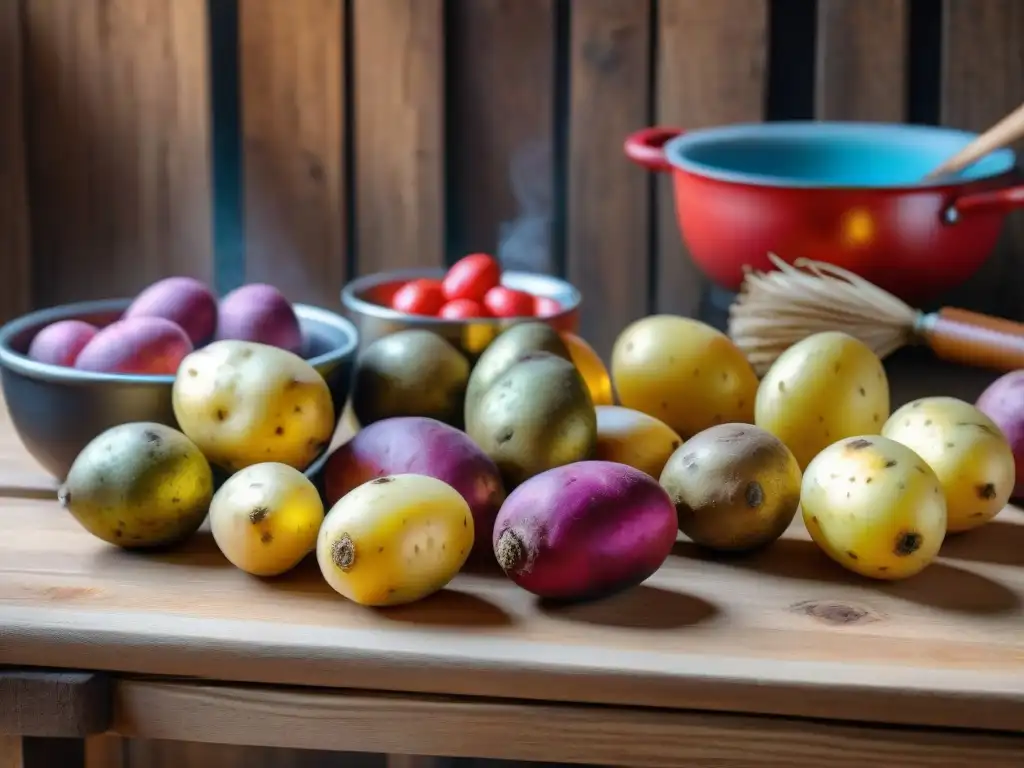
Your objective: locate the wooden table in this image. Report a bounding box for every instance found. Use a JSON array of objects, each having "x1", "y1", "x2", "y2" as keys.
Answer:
[{"x1": 2, "y1": 350, "x2": 1024, "y2": 767}]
